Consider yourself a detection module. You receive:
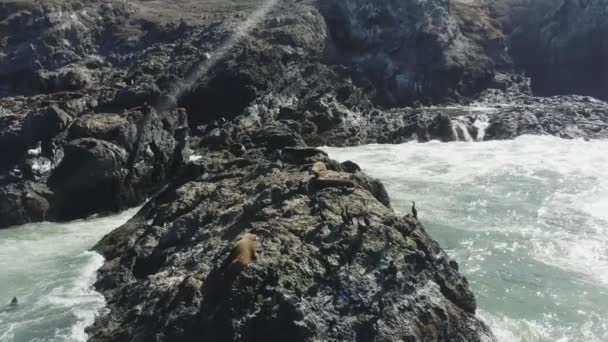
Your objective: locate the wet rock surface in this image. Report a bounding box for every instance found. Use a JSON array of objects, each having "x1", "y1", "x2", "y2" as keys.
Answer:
[
  {"x1": 477, "y1": 91, "x2": 608, "y2": 140},
  {"x1": 509, "y1": 0, "x2": 608, "y2": 100},
  {"x1": 0, "y1": 0, "x2": 607, "y2": 339},
  {"x1": 2, "y1": 0, "x2": 608, "y2": 226},
  {"x1": 476, "y1": 0, "x2": 608, "y2": 100},
  {"x1": 90, "y1": 145, "x2": 493, "y2": 342},
  {"x1": 0, "y1": 99, "x2": 187, "y2": 226}
]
